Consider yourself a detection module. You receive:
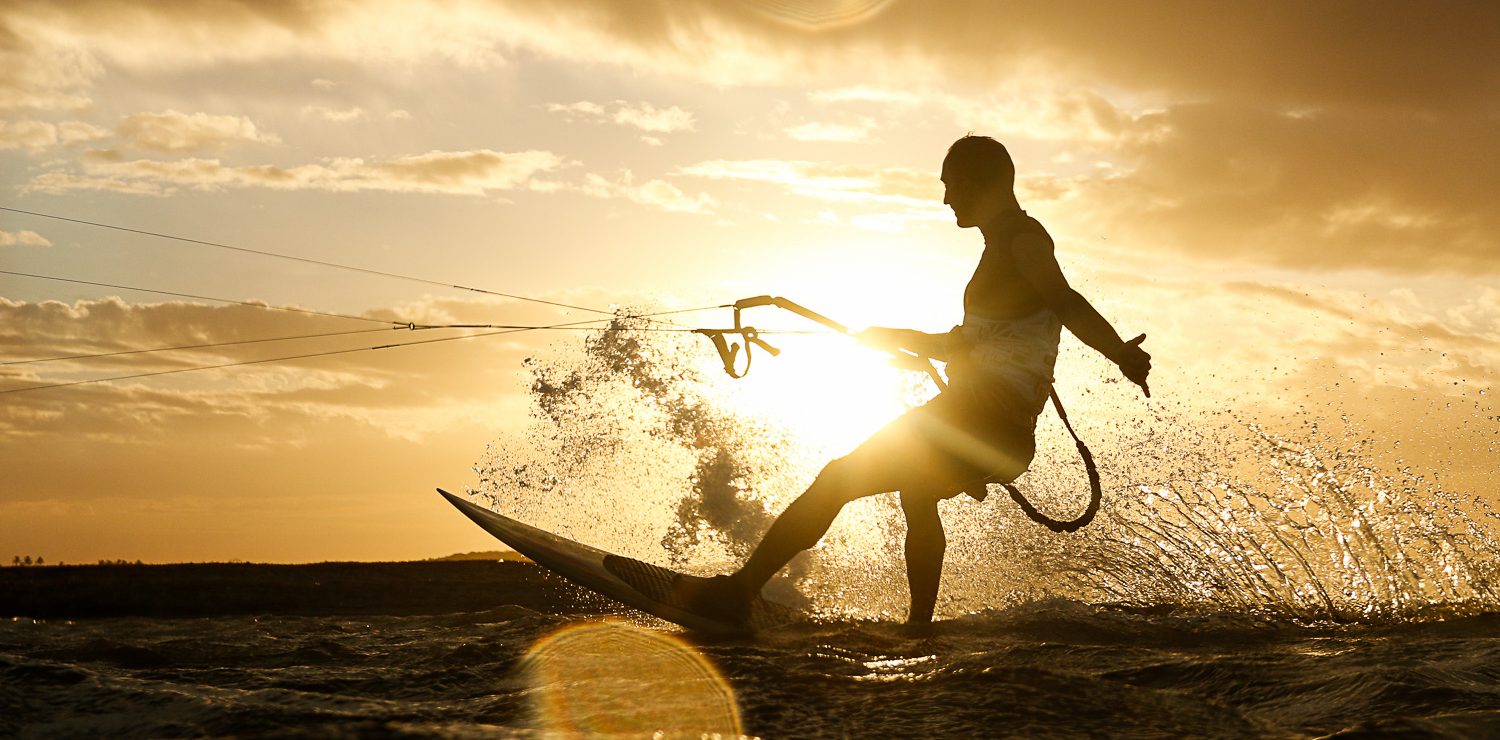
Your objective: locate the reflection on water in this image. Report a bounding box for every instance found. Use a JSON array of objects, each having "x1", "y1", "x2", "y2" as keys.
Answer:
[
  {"x1": 9, "y1": 606, "x2": 1500, "y2": 736},
  {"x1": 474, "y1": 318, "x2": 1499, "y2": 624}
]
